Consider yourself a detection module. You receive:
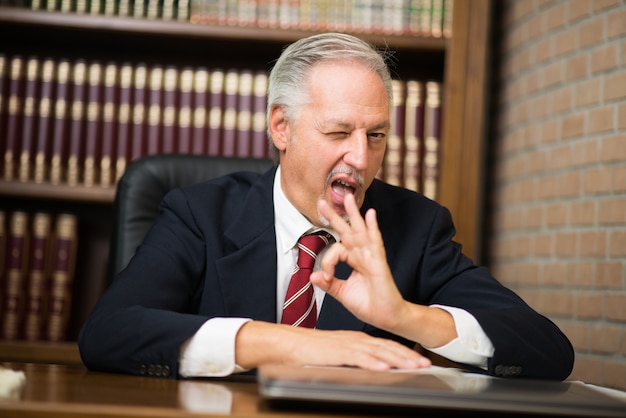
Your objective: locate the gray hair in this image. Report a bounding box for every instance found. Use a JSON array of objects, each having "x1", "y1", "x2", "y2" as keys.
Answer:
[{"x1": 266, "y1": 32, "x2": 394, "y2": 162}]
